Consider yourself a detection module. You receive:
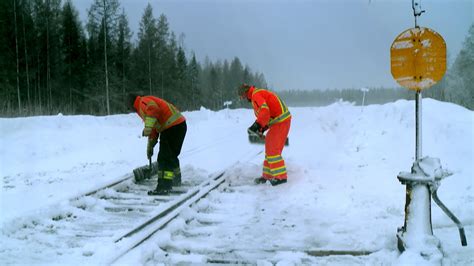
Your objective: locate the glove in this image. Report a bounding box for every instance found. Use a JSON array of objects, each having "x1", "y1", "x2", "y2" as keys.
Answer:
[
  {"x1": 248, "y1": 121, "x2": 267, "y2": 134},
  {"x1": 248, "y1": 121, "x2": 261, "y2": 134},
  {"x1": 142, "y1": 127, "x2": 152, "y2": 137},
  {"x1": 147, "y1": 138, "x2": 158, "y2": 159}
]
